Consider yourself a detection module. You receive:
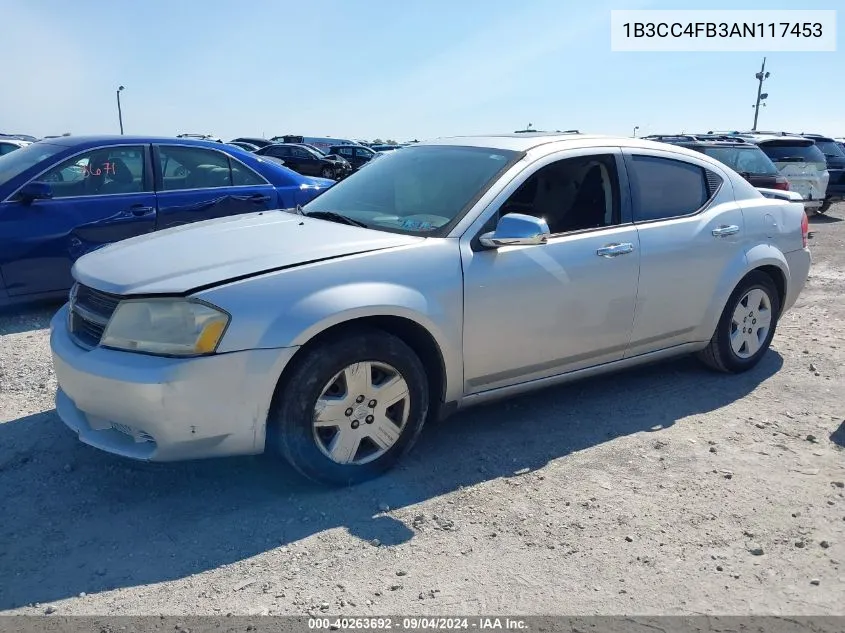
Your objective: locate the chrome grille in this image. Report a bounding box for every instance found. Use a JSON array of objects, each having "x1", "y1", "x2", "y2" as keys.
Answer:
[{"x1": 68, "y1": 283, "x2": 121, "y2": 348}]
